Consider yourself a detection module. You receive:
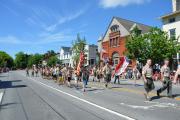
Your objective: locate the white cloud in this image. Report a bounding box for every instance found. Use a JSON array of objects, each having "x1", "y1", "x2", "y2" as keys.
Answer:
[
  {"x1": 37, "y1": 31, "x2": 74, "y2": 44},
  {"x1": 45, "y1": 9, "x2": 85, "y2": 32},
  {"x1": 99, "y1": 0, "x2": 150, "y2": 8},
  {"x1": 0, "y1": 31, "x2": 74, "y2": 45},
  {"x1": 0, "y1": 36, "x2": 24, "y2": 44}
]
